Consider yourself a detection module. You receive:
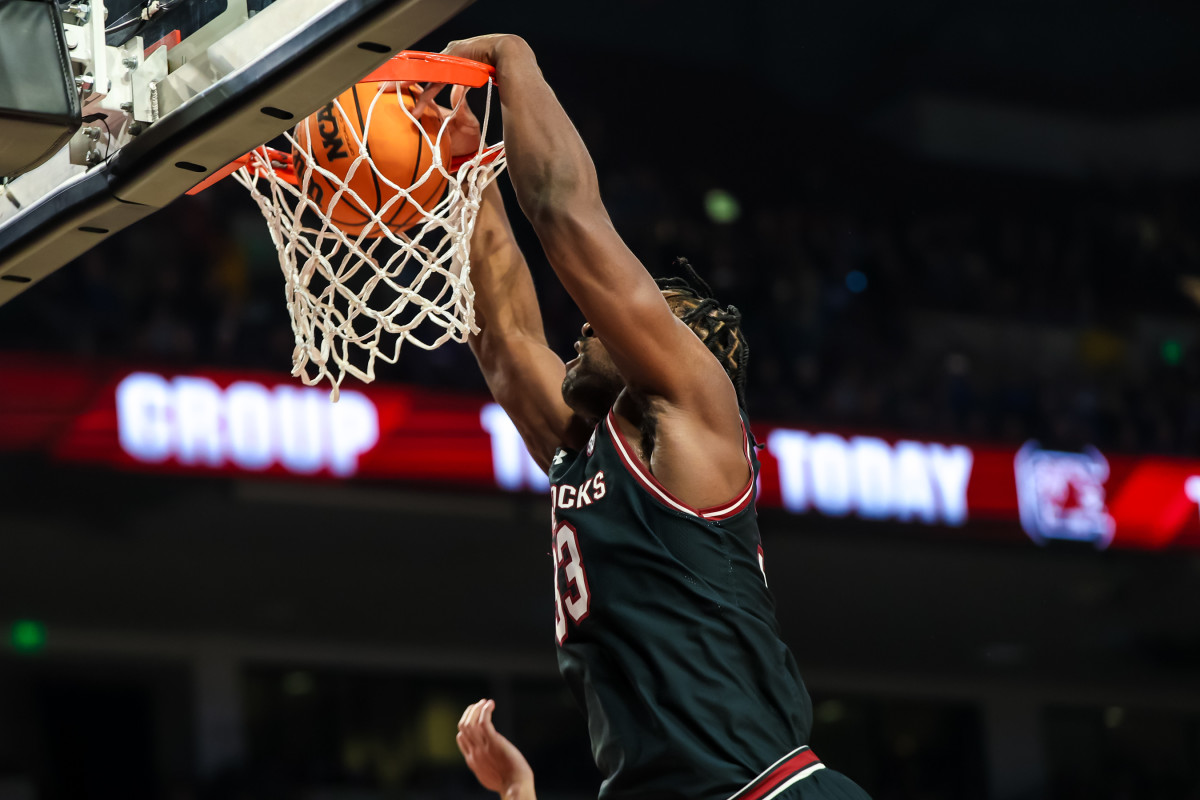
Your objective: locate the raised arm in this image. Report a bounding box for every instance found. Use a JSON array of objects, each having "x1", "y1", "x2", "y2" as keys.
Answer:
[
  {"x1": 446, "y1": 36, "x2": 738, "y2": 426},
  {"x1": 465, "y1": 180, "x2": 591, "y2": 470}
]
